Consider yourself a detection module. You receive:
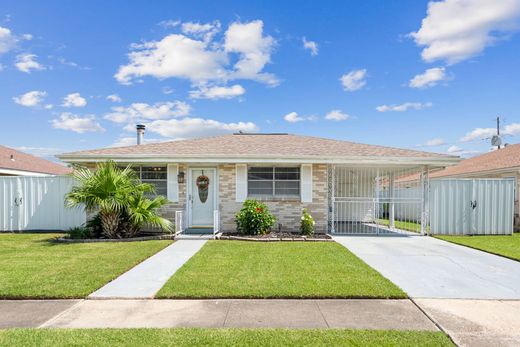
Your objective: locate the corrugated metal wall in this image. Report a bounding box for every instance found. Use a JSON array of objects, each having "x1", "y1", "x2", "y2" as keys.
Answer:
[
  {"x1": 430, "y1": 178, "x2": 514, "y2": 235},
  {"x1": 0, "y1": 176, "x2": 86, "y2": 231}
]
